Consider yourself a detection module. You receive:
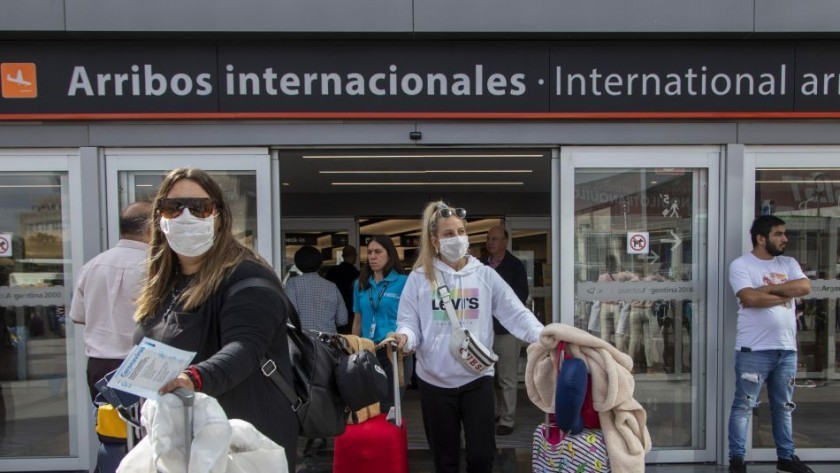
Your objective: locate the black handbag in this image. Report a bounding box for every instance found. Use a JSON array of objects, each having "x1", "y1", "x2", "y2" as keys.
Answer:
[
  {"x1": 334, "y1": 349, "x2": 388, "y2": 411},
  {"x1": 225, "y1": 277, "x2": 349, "y2": 438}
]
